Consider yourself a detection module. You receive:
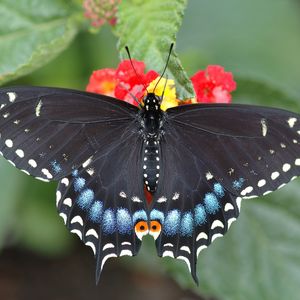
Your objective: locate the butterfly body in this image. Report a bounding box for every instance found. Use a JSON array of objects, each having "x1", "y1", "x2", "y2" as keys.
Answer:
[
  {"x1": 139, "y1": 92, "x2": 164, "y2": 193},
  {"x1": 1, "y1": 86, "x2": 300, "y2": 284}
]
